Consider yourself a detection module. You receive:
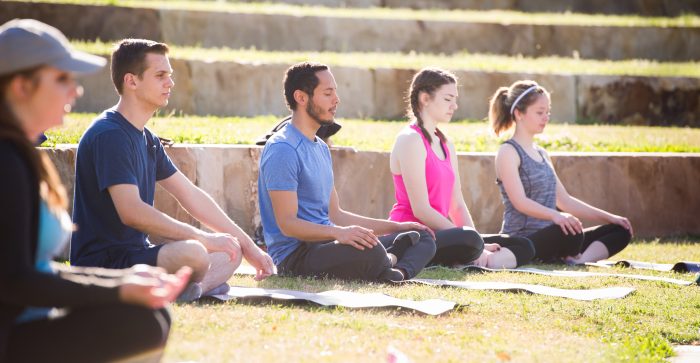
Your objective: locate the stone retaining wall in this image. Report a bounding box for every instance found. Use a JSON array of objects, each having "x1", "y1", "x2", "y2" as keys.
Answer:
[
  {"x1": 388, "y1": 0, "x2": 700, "y2": 16},
  {"x1": 43, "y1": 146, "x2": 700, "y2": 239},
  {"x1": 235, "y1": 0, "x2": 700, "y2": 16},
  {"x1": 73, "y1": 57, "x2": 700, "y2": 126},
  {"x1": 2, "y1": 2, "x2": 698, "y2": 61}
]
